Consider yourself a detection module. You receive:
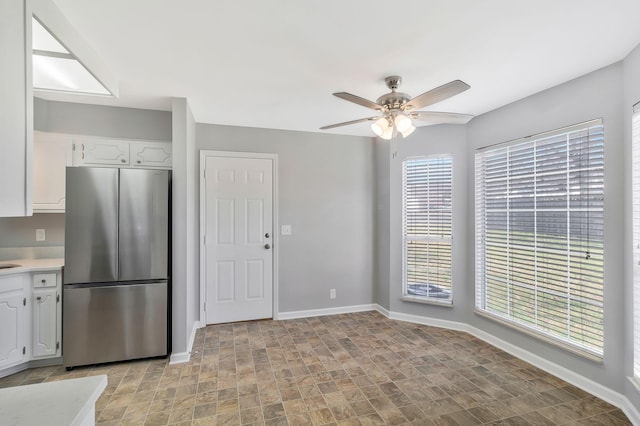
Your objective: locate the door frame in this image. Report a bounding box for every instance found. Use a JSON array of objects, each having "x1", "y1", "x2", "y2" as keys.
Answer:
[{"x1": 199, "y1": 150, "x2": 279, "y2": 324}]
